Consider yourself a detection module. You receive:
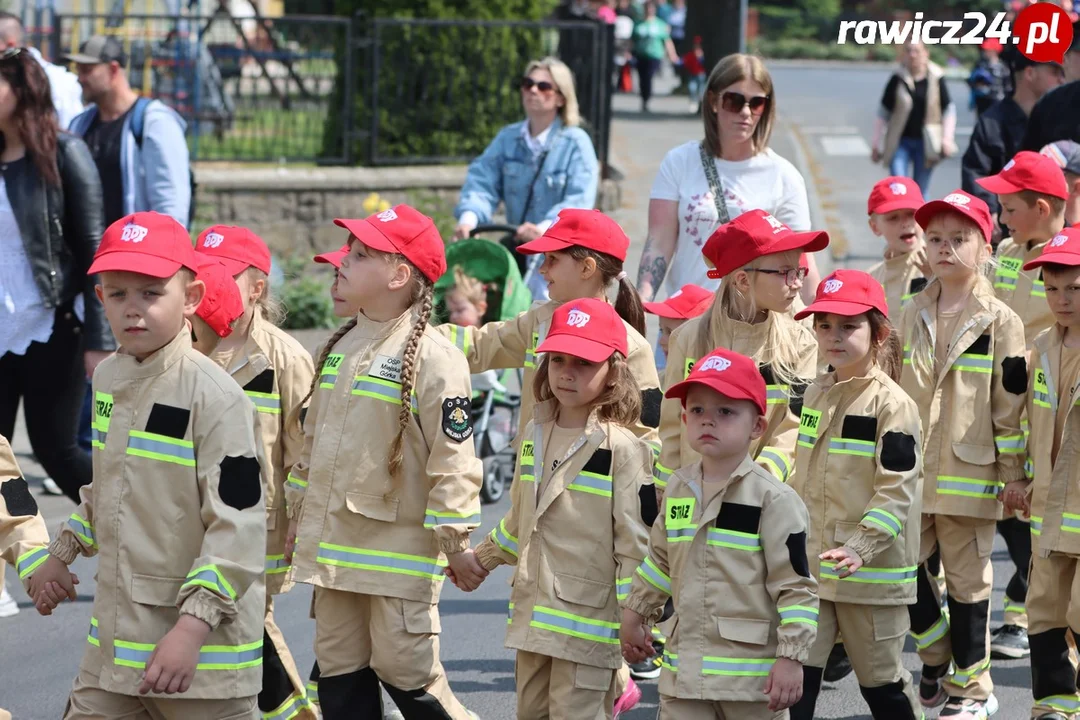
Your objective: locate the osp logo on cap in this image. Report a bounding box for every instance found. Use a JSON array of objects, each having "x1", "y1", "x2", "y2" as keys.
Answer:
[
  {"x1": 566, "y1": 308, "x2": 590, "y2": 328},
  {"x1": 889, "y1": 182, "x2": 907, "y2": 195},
  {"x1": 823, "y1": 278, "x2": 844, "y2": 294},
  {"x1": 699, "y1": 356, "x2": 732, "y2": 372},
  {"x1": 1051, "y1": 234, "x2": 1070, "y2": 247},
  {"x1": 202, "y1": 232, "x2": 225, "y2": 249},
  {"x1": 1003, "y1": 159, "x2": 1016, "y2": 171},
  {"x1": 943, "y1": 193, "x2": 970, "y2": 206},
  {"x1": 120, "y1": 223, "x2": 148, "y2": 243},
  {"x1": 376, "y1": 208, "x2": 398, "y2": 222},
  {"x1": 763, "y1": 213, "x2": 787, "y2": 233}
]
